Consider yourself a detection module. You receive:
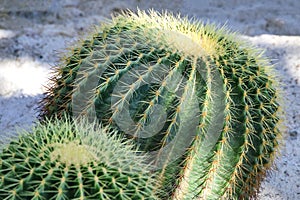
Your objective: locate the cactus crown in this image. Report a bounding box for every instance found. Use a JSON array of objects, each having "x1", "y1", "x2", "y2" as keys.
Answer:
[
  {"x1": 49, "y1": 141, "x2": 96, "y2": 166},
  {"x1": 40, "y1": 10, "x2": 282, "y2": 199},
  {"x1": 0, "y1": 116, "x2": 158, "y2": 200}
]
